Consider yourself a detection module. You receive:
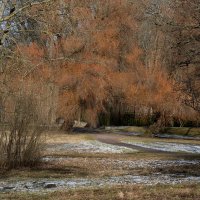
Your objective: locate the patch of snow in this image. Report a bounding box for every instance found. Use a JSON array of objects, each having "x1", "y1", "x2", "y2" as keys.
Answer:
[
  {"x1": 126, "y1": 141, "x2": 200, "y2": 154},
  {"x1": 98, "y1": 159, "x2": 200, "y2": 169},
  {"x1": 41, "y1": 157, "x2": 200, "y2": 171},
  {"x1": 1, "y1": 174, "x2": 200, "y2": 192},
  {"x1": 47, "y1": 141, "x2": 137, "y2": 154}
]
